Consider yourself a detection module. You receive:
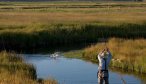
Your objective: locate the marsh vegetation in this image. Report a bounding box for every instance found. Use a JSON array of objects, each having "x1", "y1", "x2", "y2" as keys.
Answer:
[
  {"x1": 0, "y1": 51, "x2": 57, "y2": 84},
  {"x1": 0, "y1": 2, "x2": 146, "y2": 50},
  {"x1": 0, "y1": 1, "x2": 146, "y2": 83},
  {"x1": 82, "y1": 38, "x2": 146, "y2": 74}
]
